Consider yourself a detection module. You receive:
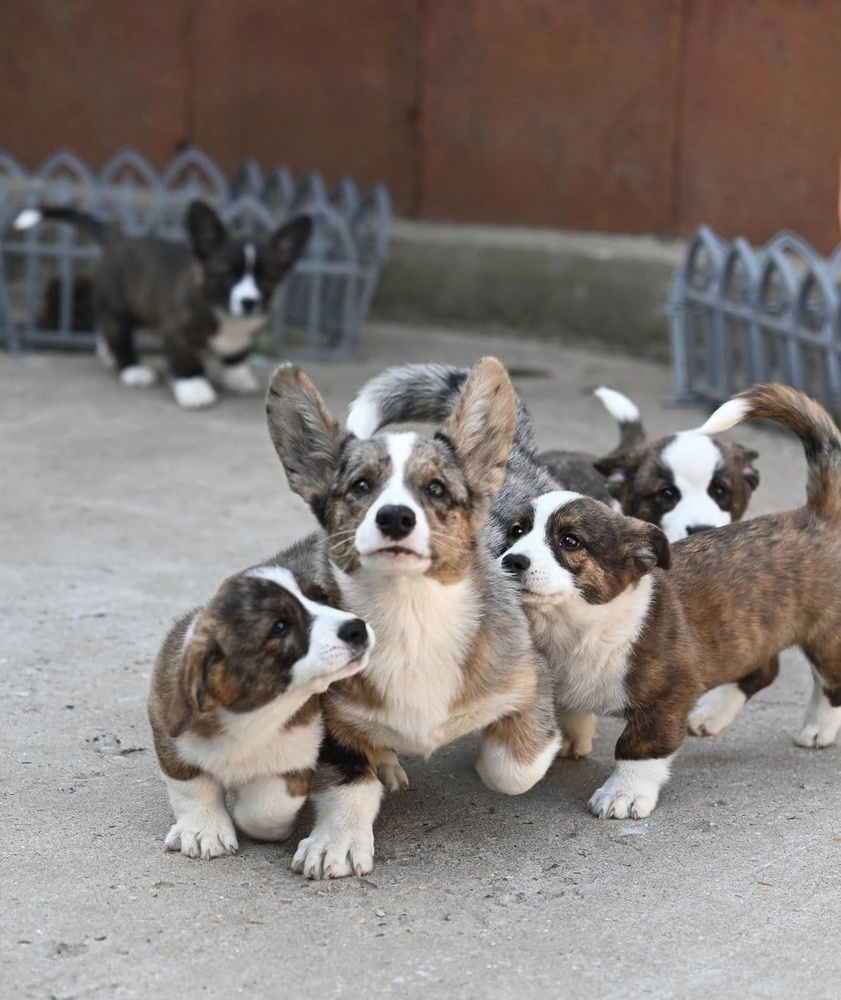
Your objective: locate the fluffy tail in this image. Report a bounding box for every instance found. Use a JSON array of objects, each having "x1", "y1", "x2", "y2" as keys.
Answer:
[
  {"x1": 14, "y1": 206, "x2": 111, "y2": 243},
  {"x1": 346, "y1": 362, "x2": 537, "y2": 453},
  {"x1": 697, "y1": 383, "x2": 841, "y2": 518},
  {"x1": 593, "y1": 386, "x2": 646, "y2": 453}
]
